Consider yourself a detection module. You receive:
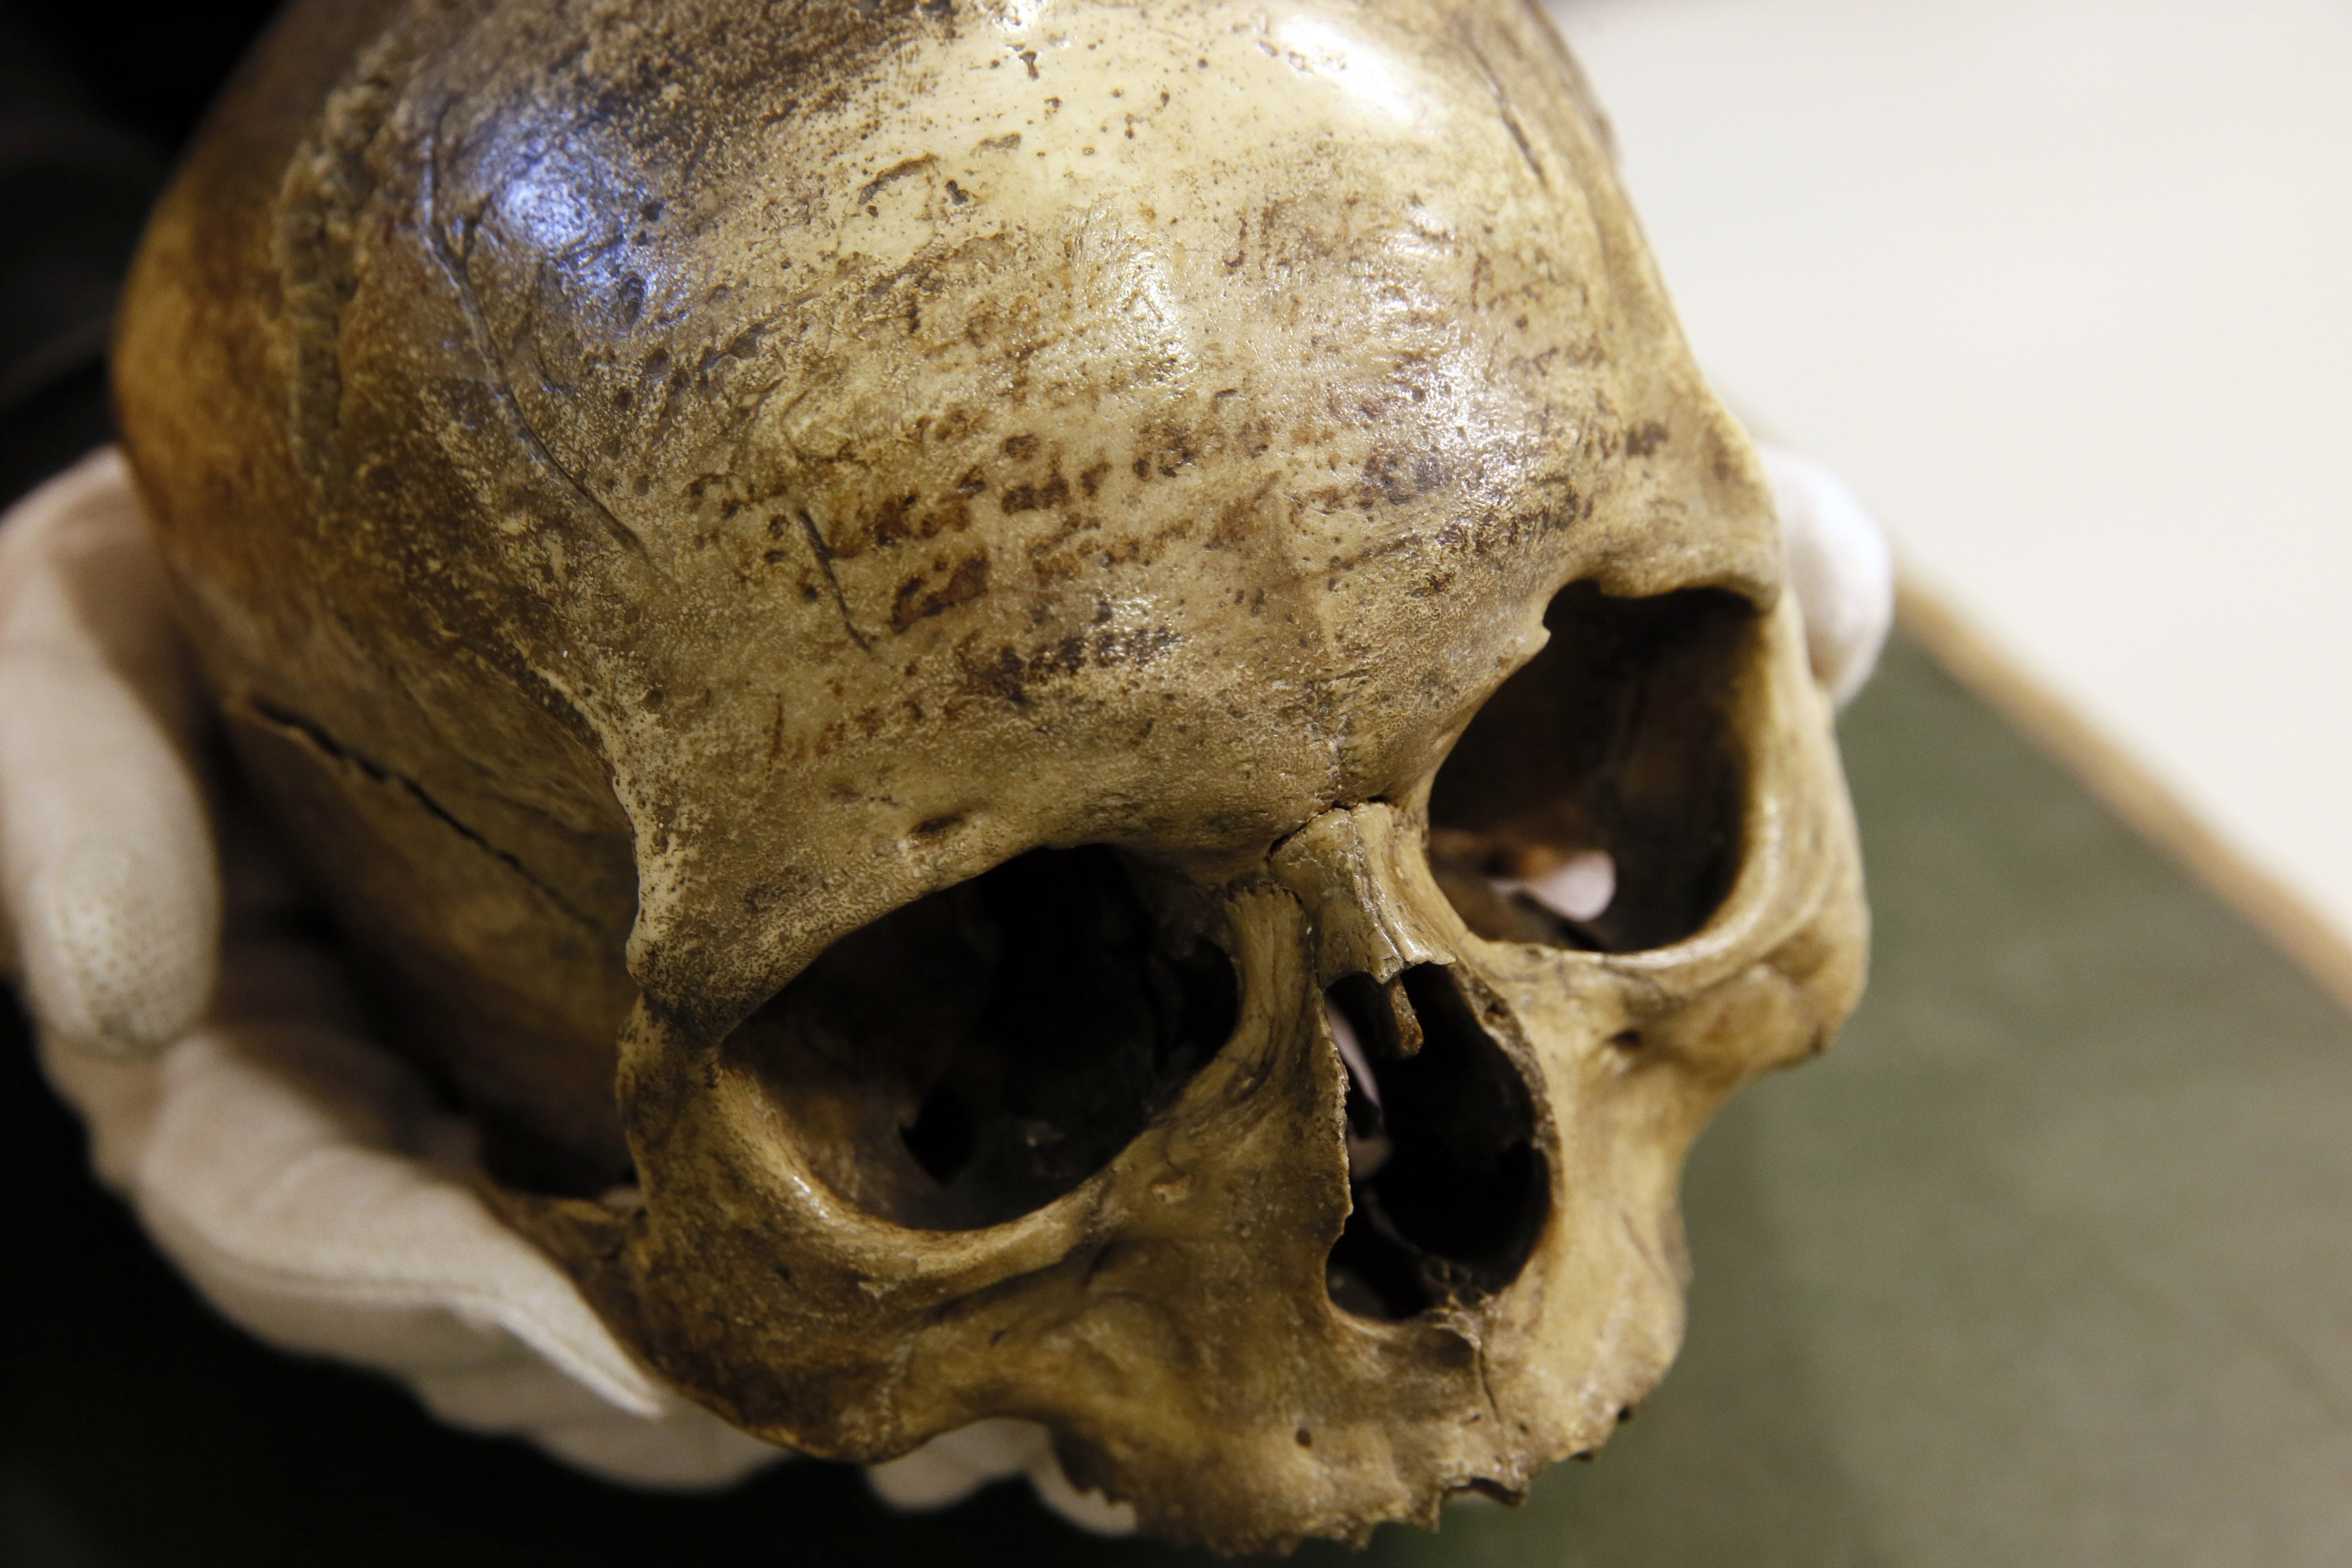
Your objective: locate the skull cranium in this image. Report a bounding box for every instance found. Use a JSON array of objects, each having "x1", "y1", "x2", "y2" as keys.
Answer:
[{"x1": 114, "y1": 0, "x2": 1865, "y2": 1548}]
